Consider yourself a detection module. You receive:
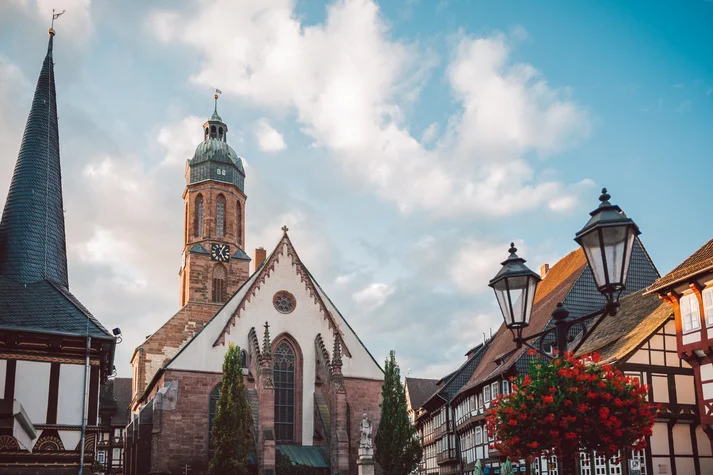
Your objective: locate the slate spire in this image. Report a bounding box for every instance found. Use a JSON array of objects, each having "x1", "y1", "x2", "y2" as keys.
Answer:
[{"x1": 0, "y1": 29, "x2": 69, "y2": 288}]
